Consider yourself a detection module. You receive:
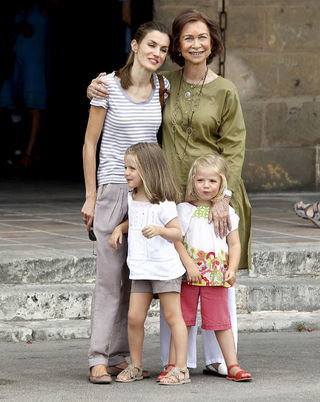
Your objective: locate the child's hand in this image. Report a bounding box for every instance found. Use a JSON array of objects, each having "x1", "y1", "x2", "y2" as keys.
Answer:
[
  {"x1": 186, "y1": 264, "x2": 202, "y2": 283},
  {"x1": 225, "y1": 270, "x2": 236, "y2": 285},
  {"x1": 109, "y1": 227, "x2": 123, "y2": 249},
  {"x1": 142, "y1": 225, "x2": 162, "y2": 239}
]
